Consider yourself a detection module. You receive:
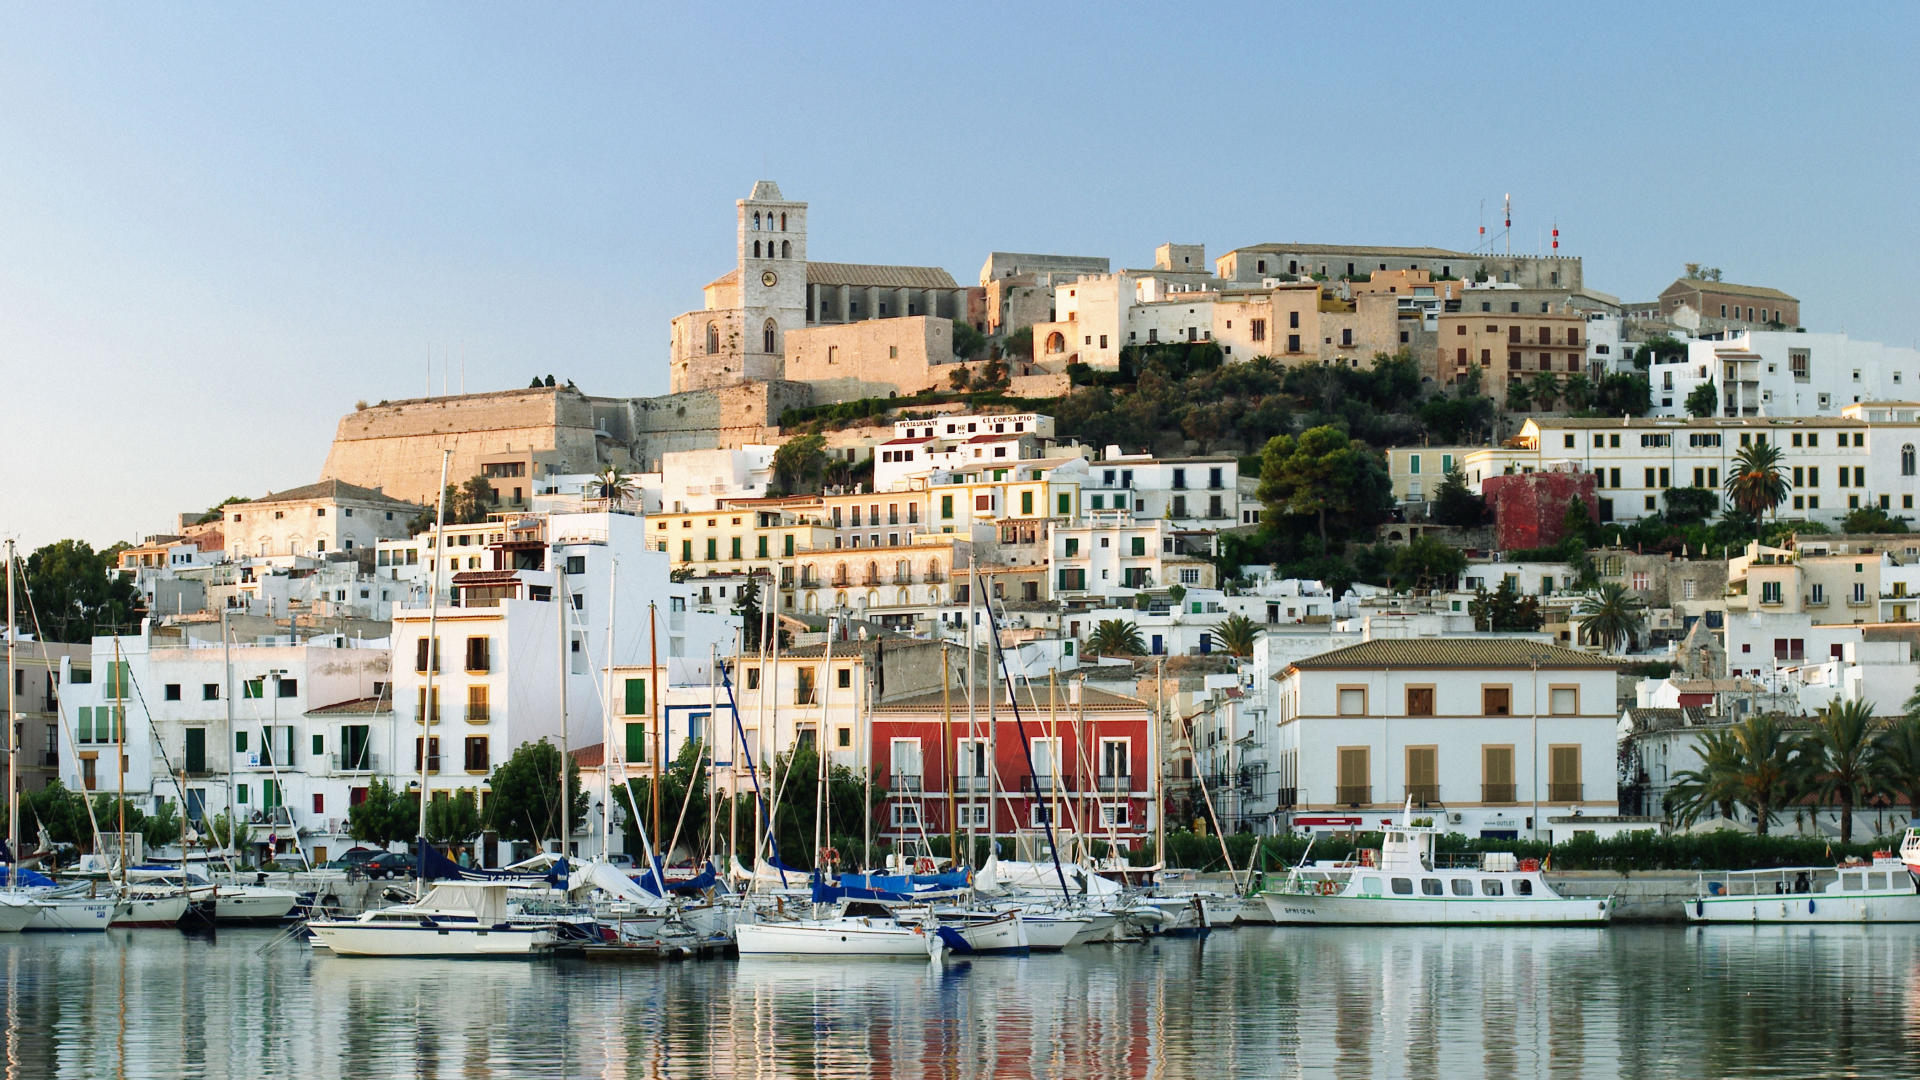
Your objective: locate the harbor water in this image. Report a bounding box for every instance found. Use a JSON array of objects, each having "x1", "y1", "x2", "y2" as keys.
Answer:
[{"x1": 2, "y1": 924, "x2": 1918, "y2": 1078}]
